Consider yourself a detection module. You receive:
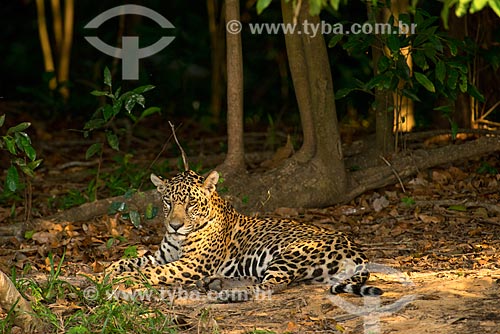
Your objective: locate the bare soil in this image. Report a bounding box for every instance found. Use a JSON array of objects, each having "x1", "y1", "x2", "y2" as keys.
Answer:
[{"x1": 1, "y1": 118, "x2": 499, "y2": 333}]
